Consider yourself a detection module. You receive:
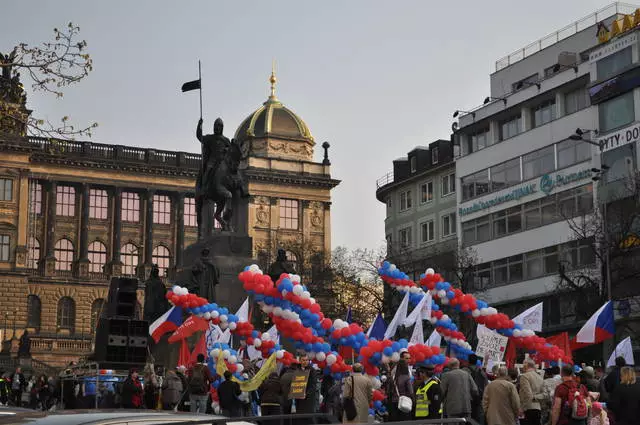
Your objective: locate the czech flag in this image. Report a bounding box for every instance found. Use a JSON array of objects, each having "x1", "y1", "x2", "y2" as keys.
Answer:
[
  {"x1": 571, "y1": 301, "x2": 615, "y2": 350},
  {"x1": 149, "y1": 306, "x2": 183, "y2": 343}
]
